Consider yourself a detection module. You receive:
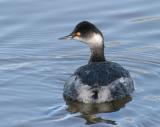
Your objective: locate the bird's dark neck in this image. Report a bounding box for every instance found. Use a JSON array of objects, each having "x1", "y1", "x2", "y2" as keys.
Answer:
[{"x1": 89, "y1": 44, "x2": 105, "y2": 63}]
